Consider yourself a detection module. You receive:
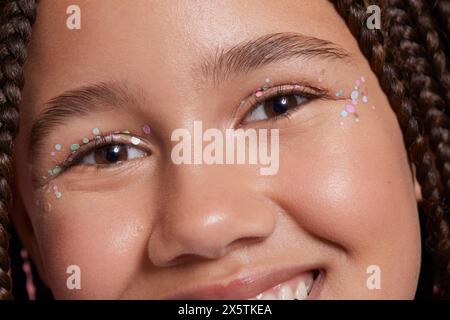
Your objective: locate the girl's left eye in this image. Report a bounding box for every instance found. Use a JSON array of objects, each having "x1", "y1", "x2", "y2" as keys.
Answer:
[
  {"x1": 243, "y1": 93, "x2": 310, "y2": 123},
  {"x1": 80, "y1": 143, "x2": 146, "y2": 165}
]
